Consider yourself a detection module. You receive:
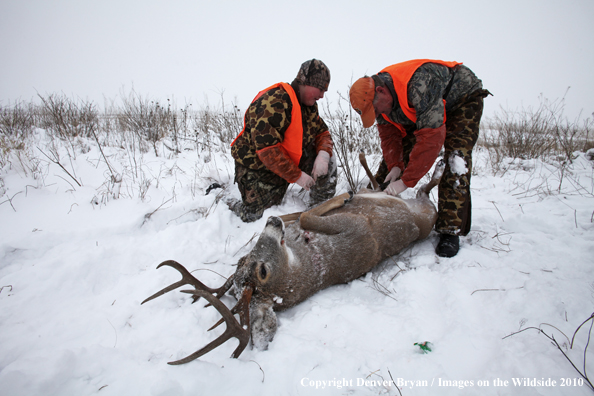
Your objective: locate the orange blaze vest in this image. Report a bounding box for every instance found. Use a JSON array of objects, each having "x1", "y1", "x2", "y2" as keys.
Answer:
[
  {"x1": 380, "y1": 59, "x2": 462, "y2": 135},
  {"x1": 231, "y1": 82, "x2": 303, "y2": 166}
]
